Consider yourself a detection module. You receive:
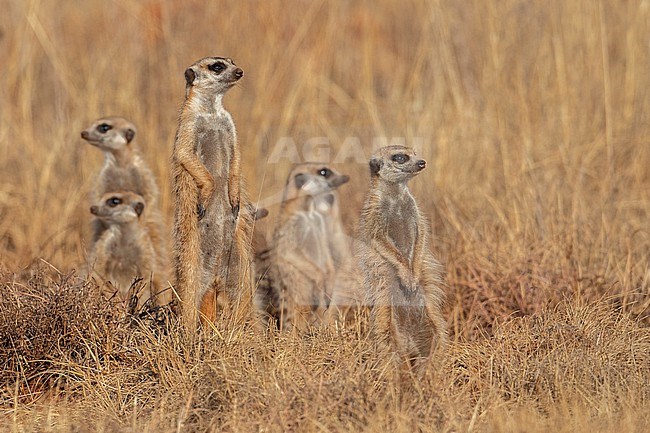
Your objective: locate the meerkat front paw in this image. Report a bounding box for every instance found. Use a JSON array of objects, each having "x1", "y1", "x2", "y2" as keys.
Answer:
[
  {"x1": 198, "y1": 182, "x2": 215, "y2": 216},
  {"x1": 398, "y1": 272, "x2": 417, "y2": 294},
  {"x1": 197, "y1": 203, "x2": 206, "y2": 220},
  {"x1": 231, "y1": 199, "x2": 240, "y2": 218}
]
